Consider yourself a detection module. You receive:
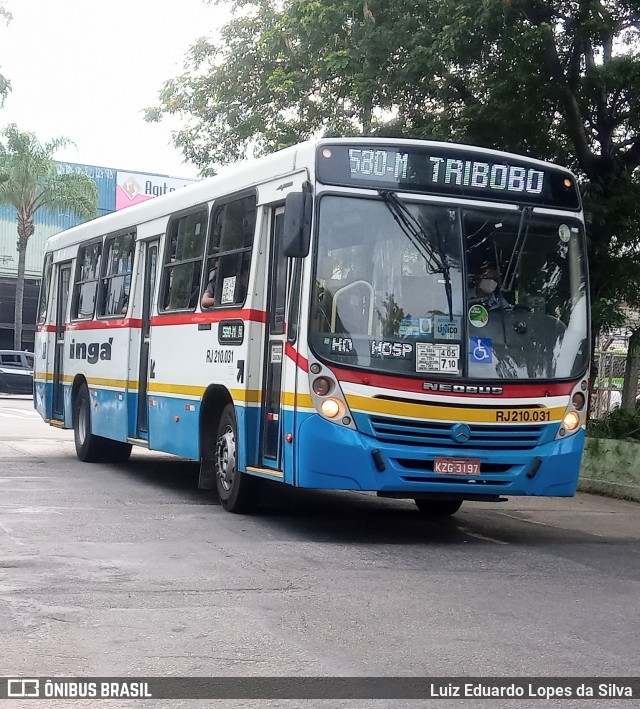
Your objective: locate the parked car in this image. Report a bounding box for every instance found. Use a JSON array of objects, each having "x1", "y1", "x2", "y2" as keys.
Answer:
[{"x1": 0, "y1": 350, "x2": 34, "y2": 395}]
